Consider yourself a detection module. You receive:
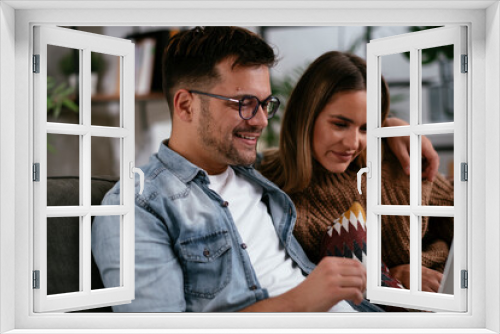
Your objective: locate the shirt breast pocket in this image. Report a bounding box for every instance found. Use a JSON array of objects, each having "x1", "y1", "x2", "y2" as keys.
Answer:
[{"x1": 179, "y1": 230, "x2": 232, "y2": 299}]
